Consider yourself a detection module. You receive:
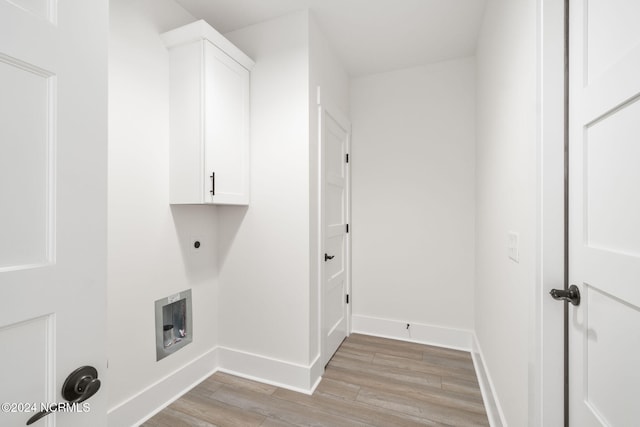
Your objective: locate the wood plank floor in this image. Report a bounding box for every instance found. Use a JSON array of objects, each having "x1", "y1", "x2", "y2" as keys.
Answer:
[{"x1": 143, "y1": 334, "x2": 489, "y2": 426}]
